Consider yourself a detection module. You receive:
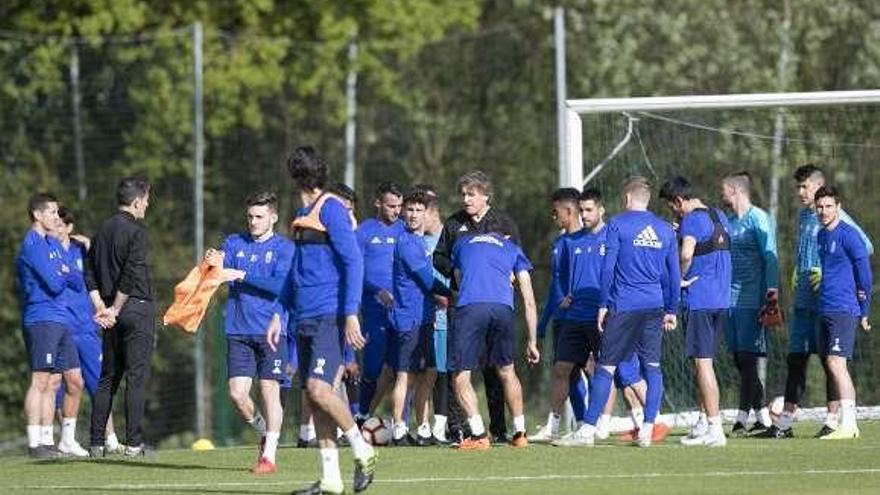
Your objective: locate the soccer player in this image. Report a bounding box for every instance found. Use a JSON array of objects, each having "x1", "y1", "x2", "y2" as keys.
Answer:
[
  {"x1": 758, "y1": 164, "x2": 873, "y2": 439},
  {"x1": 16, "y1": 193, "x2": 86, "y2": 458},
  {"x1": 720, "y1": 172, "x2": 778, "y2": 435},
  {"x1": 269, "y1": 146, "x2": 376, "y2": 495},
  {"x1": 813, "y1": 185, "x2": 872, "y2": 439},
  {"x1": 660, "y1": 176, "x2": 732, "y2": 447},
  {"x1": 387, "y1": 191, "x2": 449, "y2": 445},
  {"x1": 87, "y1": 177, "x2": 155, "y2": 457},
  {"x1": 433, "y1": 170, "x2": 521, "y2": 444},
  {"x1": 572, "y1": 176, "x2": 679, "y2": 448},
  {"x1": 355, "y1": 182, "x2": 405, "y2": 420},
  {"x1": 54, "y1": 206, "x2": 120, "y2": 454},
  {"x1": 205, "y1": 191, "x2": 294, "y2": 473},
  {"x1": 529, "y1": 187, "x2": 591, "y2": 444},
  {"x1": 450, "y1": 228, "x2": 540, "y2": 450}
]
